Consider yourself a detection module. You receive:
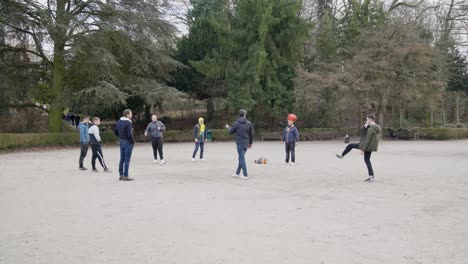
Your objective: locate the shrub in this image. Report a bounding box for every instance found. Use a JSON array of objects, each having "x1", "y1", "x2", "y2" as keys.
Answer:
[
  {"x1": 418, "y1": 128, "x2": 468, "y2": 140},
  {"x1": 0, "y1": 132, "x2": 117, "y2": 151}
]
